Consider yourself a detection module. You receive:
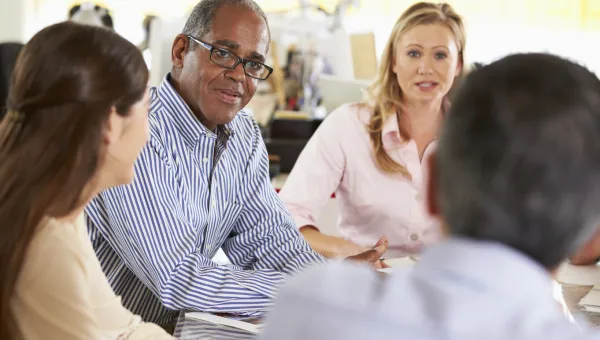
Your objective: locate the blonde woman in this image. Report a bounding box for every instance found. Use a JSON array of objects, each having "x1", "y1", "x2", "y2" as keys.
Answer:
[{"x1": 279, "y1": 2, "x2": 466, "y2": 259}]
